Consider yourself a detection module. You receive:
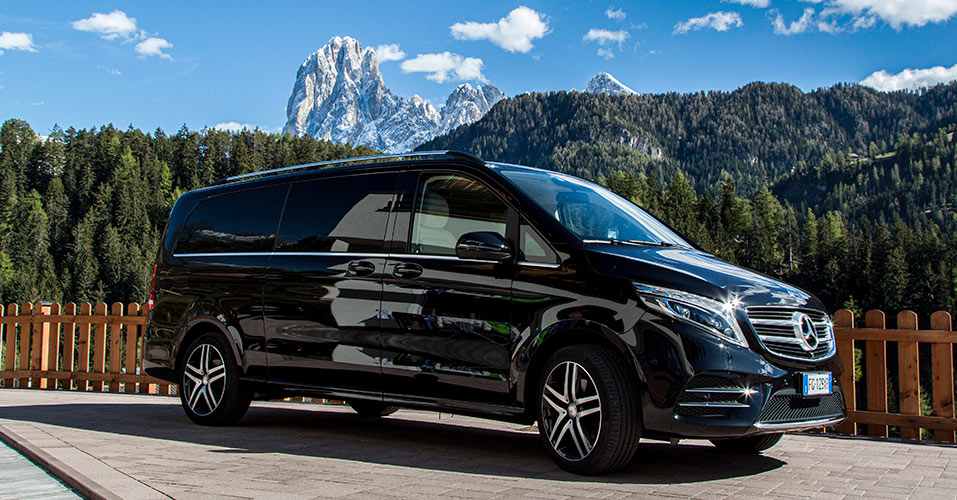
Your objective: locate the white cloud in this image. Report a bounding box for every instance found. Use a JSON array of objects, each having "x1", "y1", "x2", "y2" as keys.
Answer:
[
  {"x1": 72, "y1": 10, "x2": 138, "y2": 40},
  {"x1": 97, "y1": 64, "x2": 122, "y2": 76},
  {"x1": 213, "y1": 122, "x2": 258, "y2": 133},
  {"x1": 861, "y1": 64, "x2": 957, "y2": 91},
  {"x1": 400, "y1": 52, "x2": 485, "y2": 83},
  {"x1": 772, "y1": 7, "x2": 816, "y2": 34},
  {"x1": 674, "y1": 11, "x2": 744, "y2": 34},
  {"x1": 450, "y1": 6, "x2": 549, "y2": 53},
  {"x1": 724, "y1": 0, "x2": 771, "y2": 7},
  {"x1": 583, "y1": 28, "x2": 630, "y2": 45},
  {"x1": 597, "y1": 48, "x2": 615, "y2": 59},
  {"x1": 135, "y1": 37, "x2": 172, "y2": 59},
  {"x1": 0, "y1": 32, "x2": 38, "y2": 54},
  {"x1": 828, "y1": 0, "x2": 957, "y2": 28},
  {"x1": 851, "y1": 15, "x2": 877, "y2": 29},
  {"x1": 375, "y1": 43, "x2": 405, "y2": 62},
  {"x1": 606, "y1": 7, "x2": 627, "y2": 21}
]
